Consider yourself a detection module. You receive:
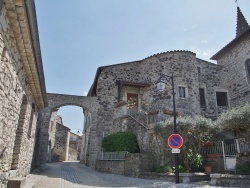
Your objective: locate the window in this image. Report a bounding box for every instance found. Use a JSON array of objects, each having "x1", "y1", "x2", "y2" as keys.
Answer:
[
  {"x1": 216, "y1": 92, "x2": 228, "y2": 106},
  {"x1": 246, "y1": 59, "x2": 250, "y2": 80},
  {"x1": 199, "y1": 88, "x2": 206, "y2": 106},
  {"x1": 197, "y1": 67, "x2": 201, "y2": 74},
  {"x1": 178, "y1": 86, "x2": 186, "y2": 98}
]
